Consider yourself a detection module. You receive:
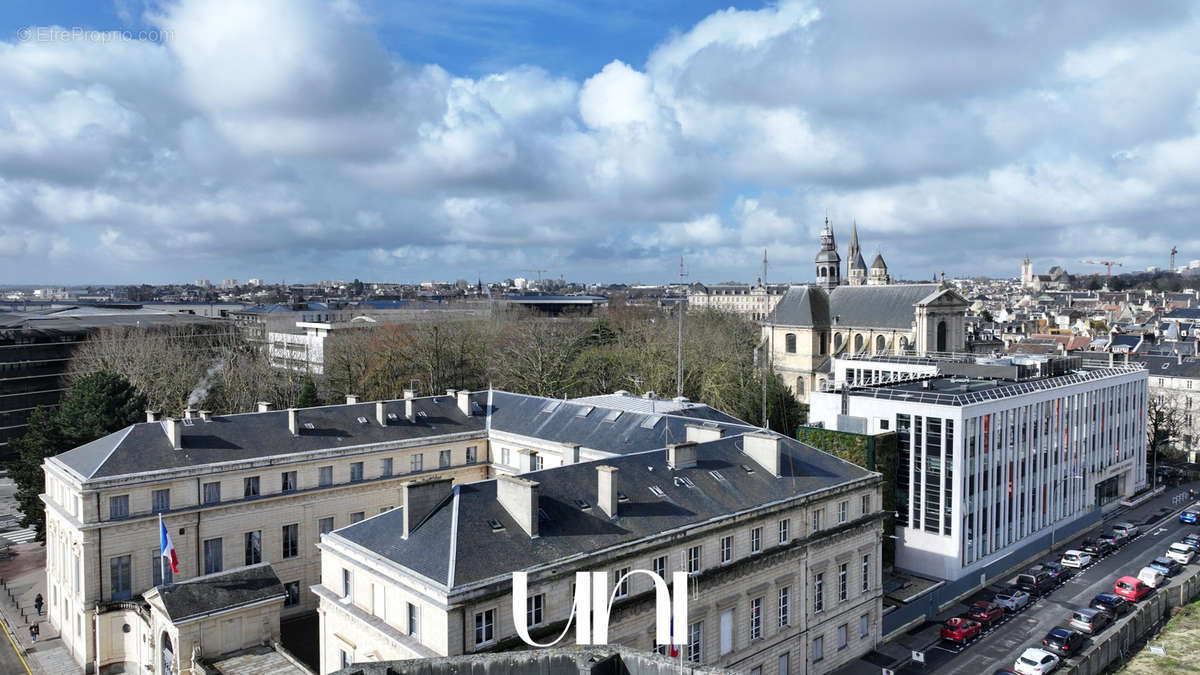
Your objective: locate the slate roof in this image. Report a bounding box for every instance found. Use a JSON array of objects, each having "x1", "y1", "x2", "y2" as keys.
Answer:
[
  {"x1": 51, "y1": 395, "x2": 487, "y2": 481},
  {"x1": 773, "y1": 283, "x2": 957, "y2": 330},
  {"x1": 333, "y1": 433, "x2": 875, "y2": 588},
  {"x1": 1130, "y1": 355, "x2": 1200, "y2": 379},
  {"x1": 772, "y1": 286, "x2": 831, "y2": 327},
  {"x1": 1165, "y1": 308, "x2": 1200, "y2": 320},
  {"x1": 150, "y1": 563, "x2": 284, "y2": 623}
]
